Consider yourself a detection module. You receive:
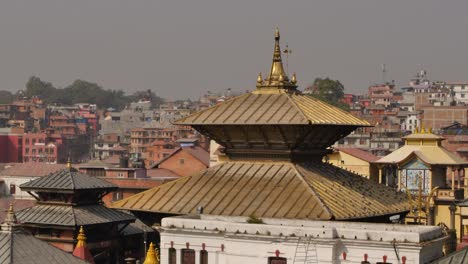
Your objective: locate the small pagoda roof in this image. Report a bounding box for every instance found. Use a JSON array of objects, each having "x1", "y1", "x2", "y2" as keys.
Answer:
[
  {"x1": 20, "y1": 168, "x2": 118, "y2": 193},
  {"x1": 376, "y1": 145, "x2": 468, "y2": 166},
  {"x1": 16, "y1": 204, "x2": 135, "y2": 227},
  {"x1": 112, "y1": 161, "x2": 409, "y2": 220},
  {"x1": 175, "y1": 92, "x2": 370, "y2": 126},
  {"x1": 377, "y1": 129, "x2": 468, "y2": 166}
]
